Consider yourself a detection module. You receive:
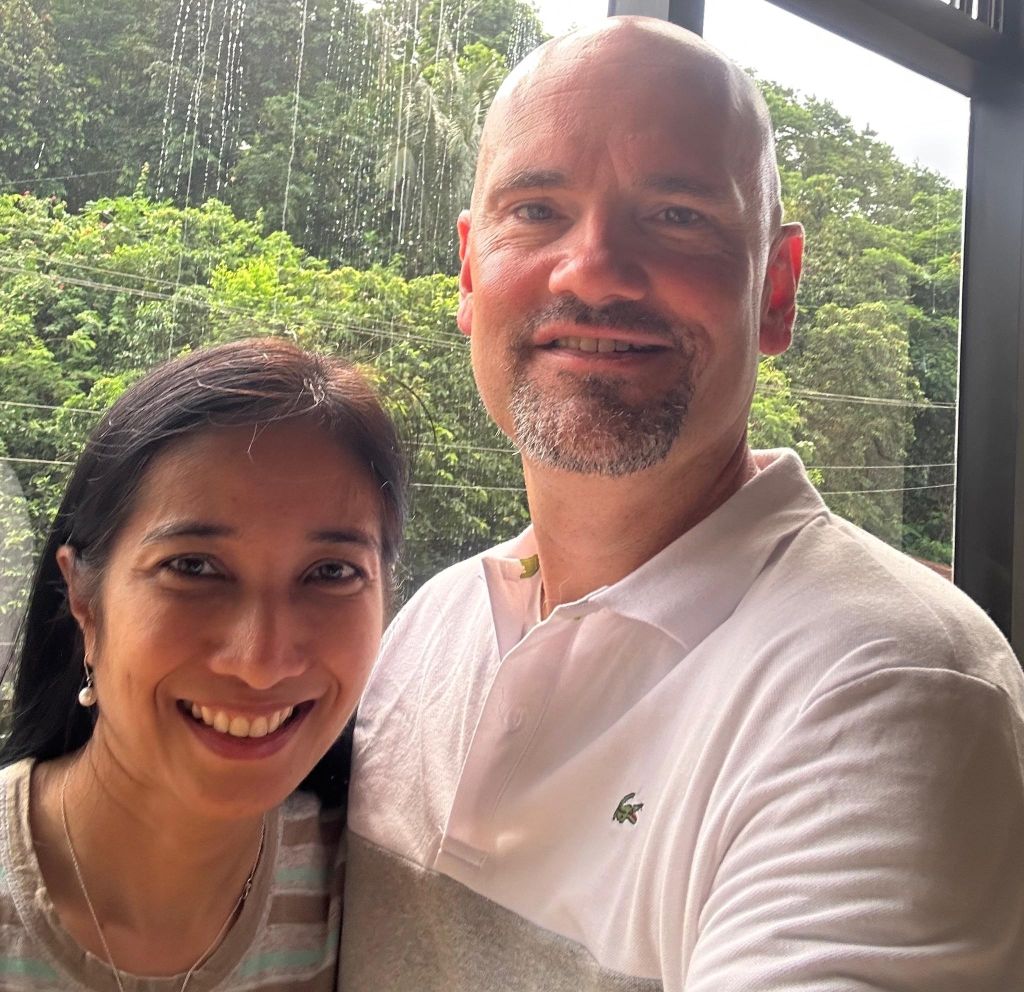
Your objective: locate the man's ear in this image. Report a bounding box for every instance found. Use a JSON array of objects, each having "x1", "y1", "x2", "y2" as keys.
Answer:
[
  {"x1": 55, "y1": 545, "x2": 96, "y2": 657},
  {"x1": 456, "y1": 209, "x2": 473, "y2": 338},
  {"x1": 759, "y1": 222, "x2": 804, "y2": 356}
]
